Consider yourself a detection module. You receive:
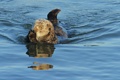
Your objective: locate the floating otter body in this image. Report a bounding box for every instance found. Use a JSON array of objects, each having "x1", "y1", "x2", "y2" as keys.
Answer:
[{"x1": 26, "y1": 9, "x2": 68, "y2": 44}]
